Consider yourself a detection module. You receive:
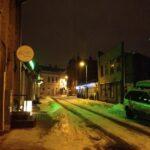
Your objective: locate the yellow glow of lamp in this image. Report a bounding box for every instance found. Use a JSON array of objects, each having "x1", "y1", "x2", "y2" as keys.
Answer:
[
  {"x1": 79, "y1": 61, "x2": 85, "y2": 67},
  {"x1": 111, "y1": 64, "x2": 115, "y2": 68},
  {"x1": 65, "y1": 75, "x2": 68, "y2": 79}
]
